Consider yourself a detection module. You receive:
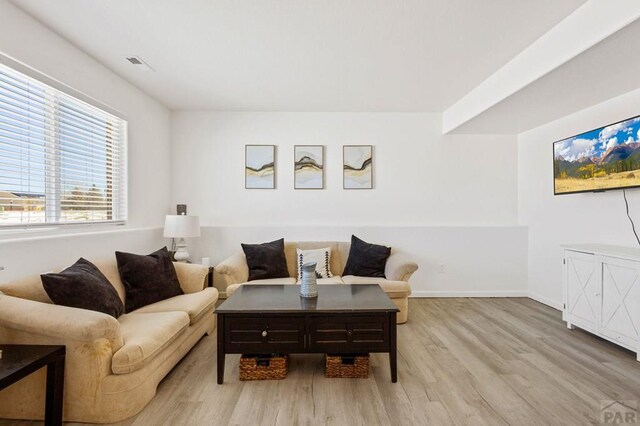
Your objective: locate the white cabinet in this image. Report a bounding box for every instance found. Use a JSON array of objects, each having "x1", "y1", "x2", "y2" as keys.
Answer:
[
  {"x1": 562, "y1": 244, "x2": 640, "y2": 361},
  {"x1": 564, "y1": 250, "x2": 600, "y2": 330}
]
